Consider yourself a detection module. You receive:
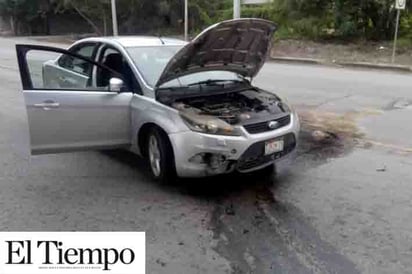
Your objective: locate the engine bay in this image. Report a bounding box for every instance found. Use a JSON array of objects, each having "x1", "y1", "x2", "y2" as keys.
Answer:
[{"x1": 171, "y1": 89, "x2": 289, "y2": 125}]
